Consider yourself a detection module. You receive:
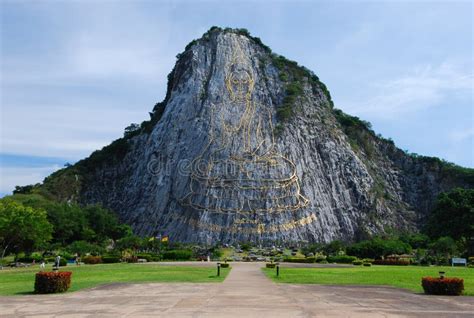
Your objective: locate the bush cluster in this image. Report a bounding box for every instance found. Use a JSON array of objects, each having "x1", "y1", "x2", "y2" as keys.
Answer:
[
  {"x1": 326, "y1": 255, "x2": 357, "y2": 264},
  {"x1": 45, "y1": 257, "x2": 68, "y2": 266},
  {"x1": 162, "y1": 249, "x2": 193, "y2": 261},
  {"x1": 83, "y1": 256, "x2": 102, "y2": 265},
  {"x1": 136, "y1": 253, "x2": 161, "y2": 262},
  {"x1": 102, "y1": 256, "x2": 121, "y2": 264},
  {"x1": 220, "y1": 263, "x2": 230, "y2": 268},
  {"x1": 266, "y1": 263, "x2": 276, "y2": 268},
  {"x1": 34, "y1": 271, "x2": 72, "y2": 294},
  {"x1": 283, "y1": 257, "x2": 316, "y2": 263},
  {"x1": 422, "y1": 277, "x2": 464, "y2": 296},
  {"x1": 373, "y1": 259, "x2": 410, "y2": 266}
]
